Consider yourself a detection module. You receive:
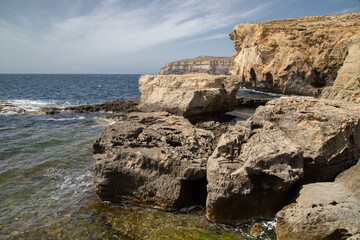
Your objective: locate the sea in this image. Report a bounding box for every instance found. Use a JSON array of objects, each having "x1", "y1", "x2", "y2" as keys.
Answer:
[{"x1": 0, "y1": 74, "x2": 277, "y2": 240}]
